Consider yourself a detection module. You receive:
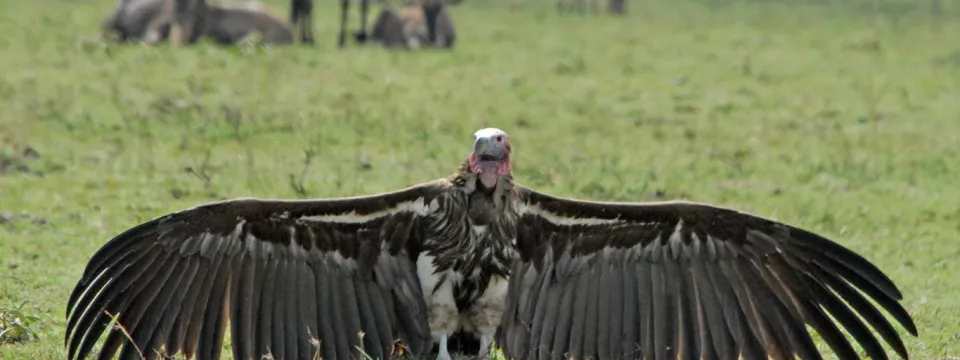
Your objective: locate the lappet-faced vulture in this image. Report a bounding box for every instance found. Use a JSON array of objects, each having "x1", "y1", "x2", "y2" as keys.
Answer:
[{"x1": 65, "y1": 127, "x2": 918, "y2": 360}]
